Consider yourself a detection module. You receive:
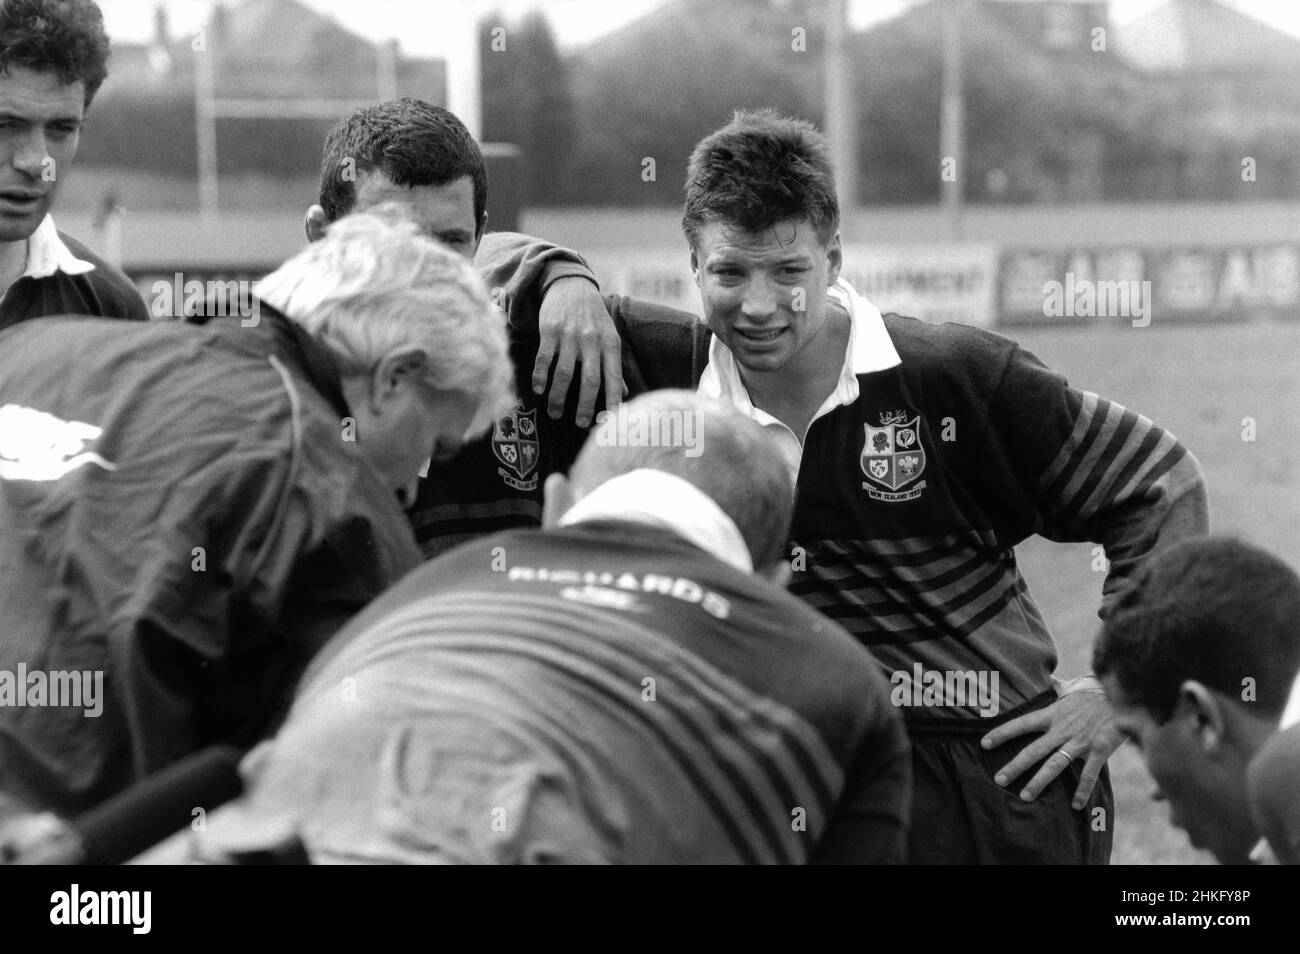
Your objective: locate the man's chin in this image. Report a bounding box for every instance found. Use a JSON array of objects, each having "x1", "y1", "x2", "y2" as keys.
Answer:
[
  {"x1": 732, "y1": 349, "x2": 791, "y2": 374},
  {"x1": 0, "y1": 207, "x2": 46, "y2": 243}
]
